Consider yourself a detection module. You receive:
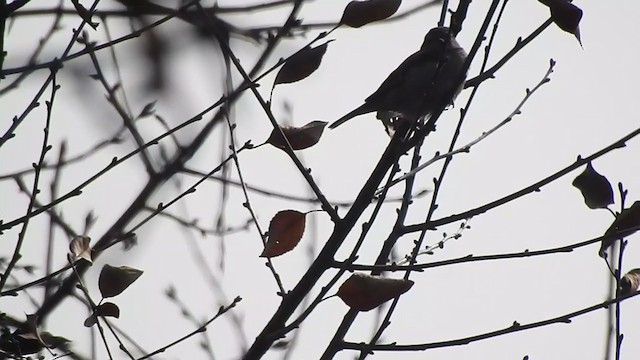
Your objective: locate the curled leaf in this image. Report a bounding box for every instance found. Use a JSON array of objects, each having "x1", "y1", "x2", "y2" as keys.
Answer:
[
  {"x1": 84, "y1": 302, "x2": 121, "y2": 327},
  {"x1": 267, "y1": 121, "x2": 328, "y2": 151},
  {"x1": 572, "y1": 162, "x2": 613, "y2": 209},
  {"x1": 274, "y1": 42, "x2": 331, "y2": 85},
  {"x1": 69, "y1": 235, "x2": 93, "y2": 263},
  {"x1": 621, "y1": 269, "x2": 640, "y2": 295},
  {"x1": 600, "y1": 201, "x2": 640, "y2": 256},
  {"x1": 337, "y1": 273, "x2": 414, "y2": 311},
  {"x1": 340, "y1": 0, "x2": 402, "y2": 28},
  {"x1": 260, "y1": 210, "x2": 306, "y2": 258},
  {"x1": 98, "y1": 264, "x2": 143, "y2": 298}
]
